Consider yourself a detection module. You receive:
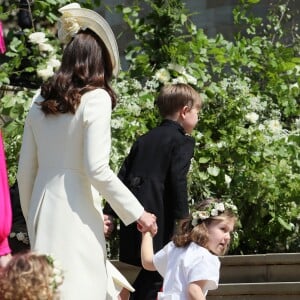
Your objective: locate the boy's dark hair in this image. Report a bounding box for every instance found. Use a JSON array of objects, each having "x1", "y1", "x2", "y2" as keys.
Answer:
[{"x1": 155, "y1": 83, "x2": 202, "y2": 118}]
